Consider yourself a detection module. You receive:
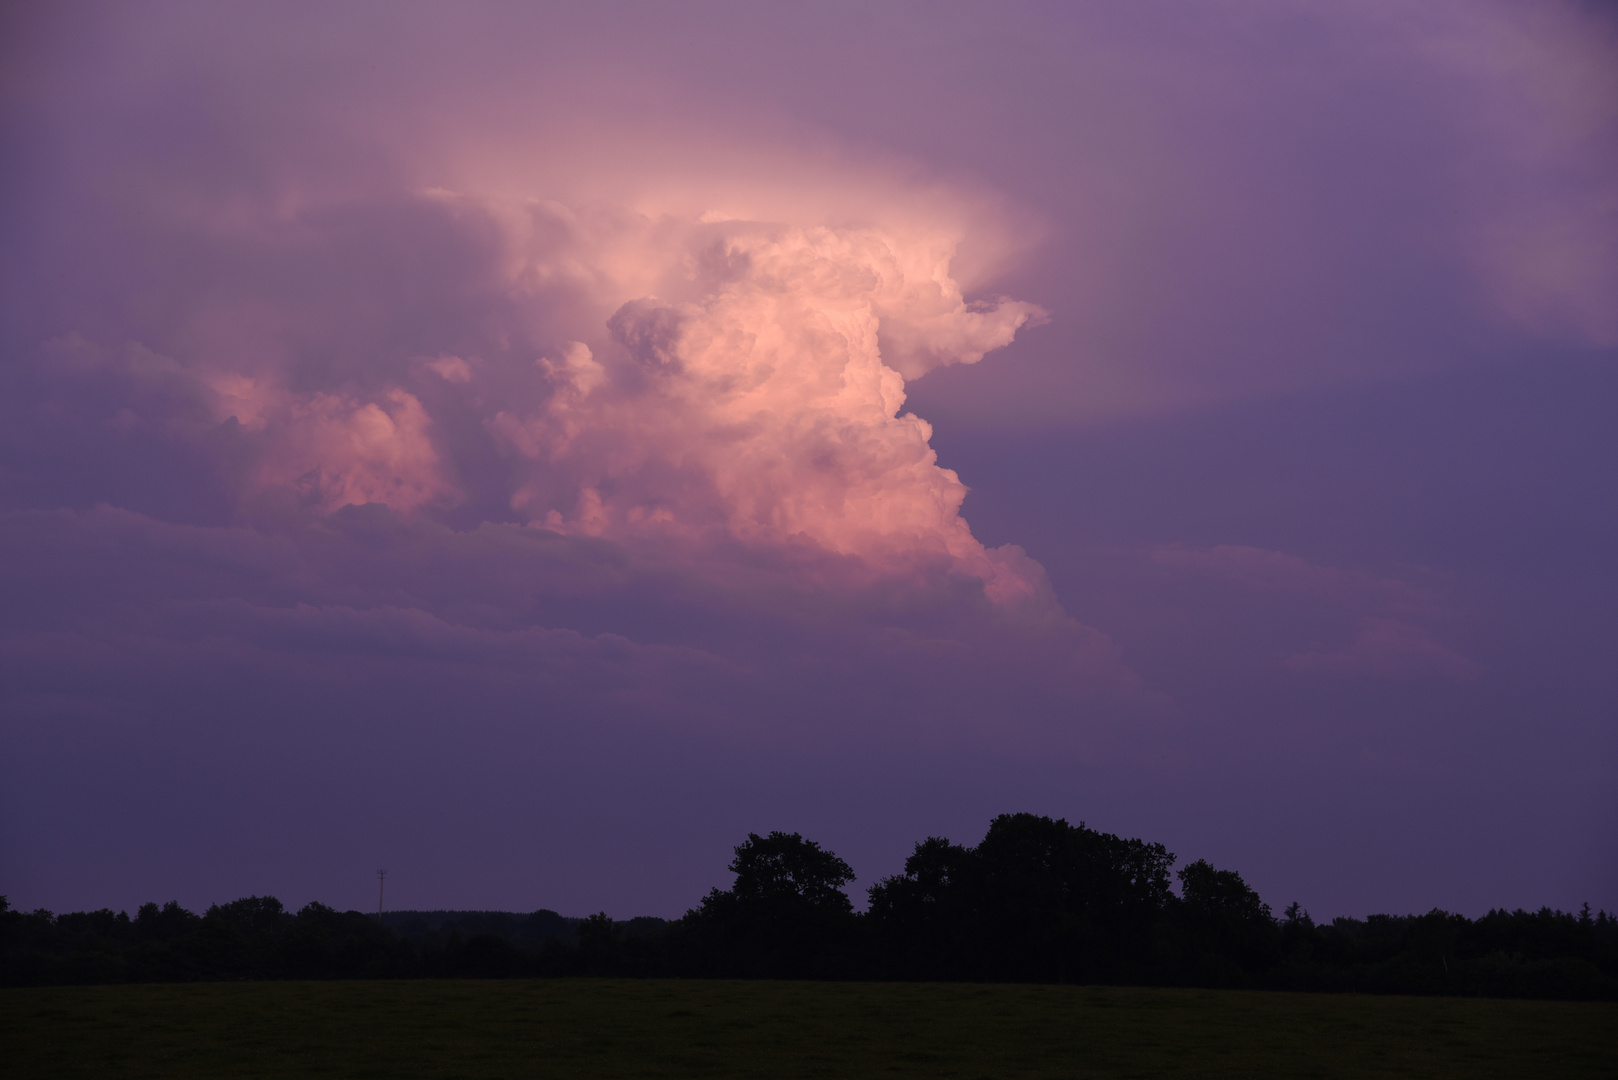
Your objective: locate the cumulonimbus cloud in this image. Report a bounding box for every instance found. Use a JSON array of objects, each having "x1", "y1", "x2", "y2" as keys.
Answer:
[
  {"x1": 1, "y1": 4, "x2": 1168, "y2": 746},
  {"x1": 44, "y1": 184, "x2": 1051, "y2": 605},
  {"x1": 476, "y1": 212, "x2": 1047, "y2": 601},
  {"x1": 5, "y1": 124, "x2": 1147, "y2": 731}
]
